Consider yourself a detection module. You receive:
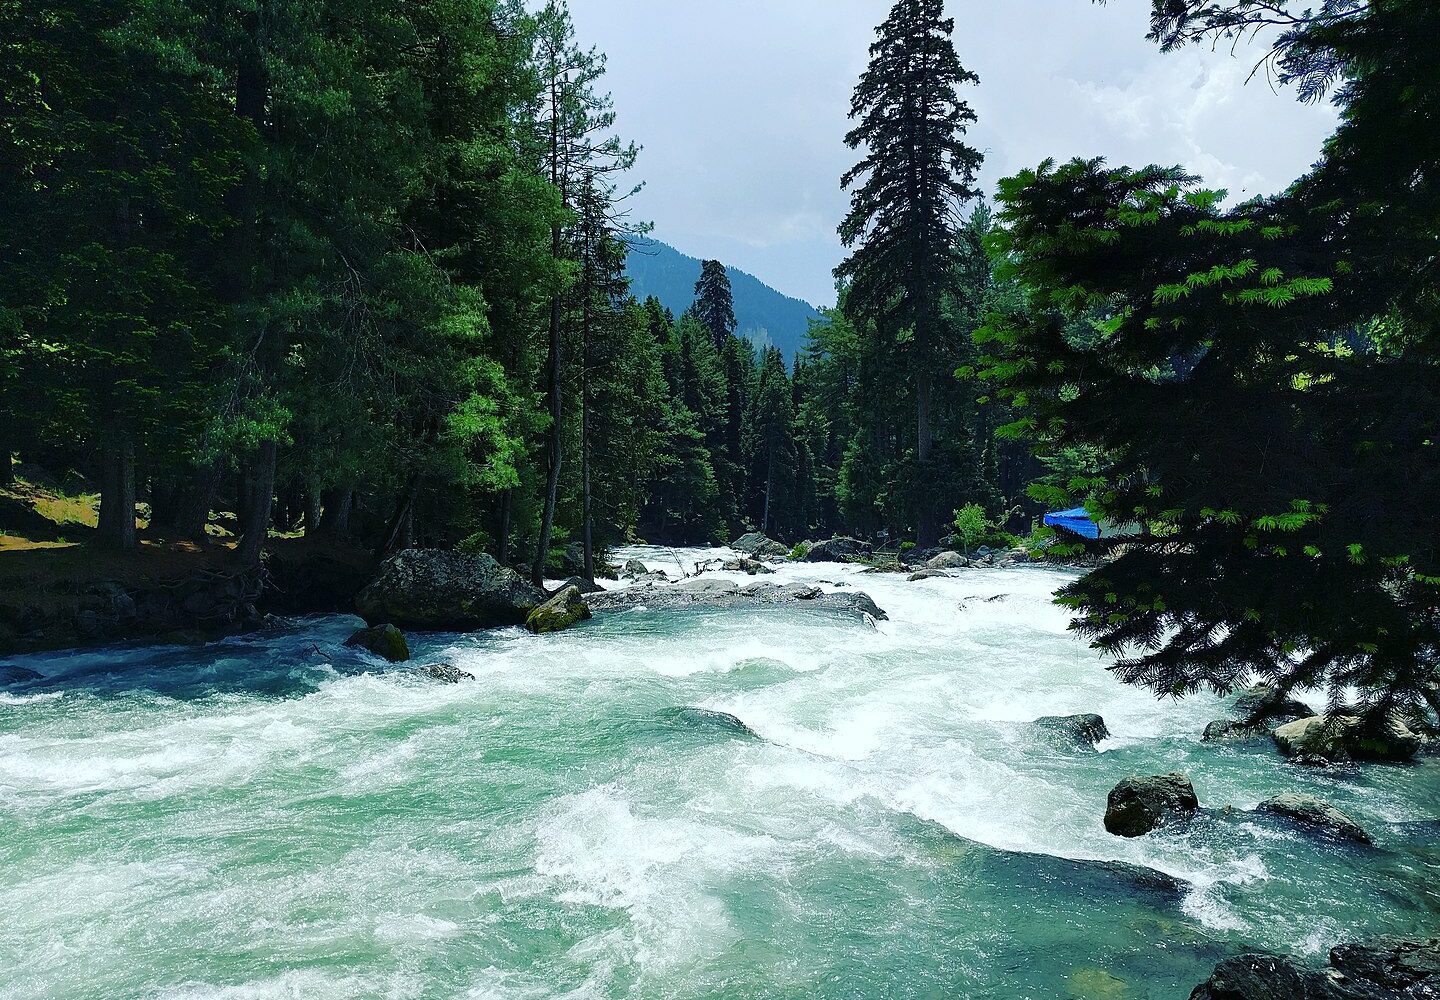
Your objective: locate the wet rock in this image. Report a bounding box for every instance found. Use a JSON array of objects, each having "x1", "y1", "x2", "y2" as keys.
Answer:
[
  {"x1": 907, "y1": 569, "x2": 951, "y2": 582},
  {"x1": 0, "y1": 665, "x2": 43, "y2": 686},
  {"x1": 1273, "y1": 714, "x2": 1422, "y2": 762},
  {"x1": 344, "y1": 623, "x2": 411, "y2": 663},
  {"x1": 525, "y1": 585, "x2": 591, "y2": 635},
  {"x1": 632, "y1": 570, "x2": 670, "y2": 585},
  {"x1": 1035, "y1": 713, "x2": 1110, "y2": 748},
  {"x1": 621, "y1": 559, "x2": 649, "y2": 578},
  {"x1": 588, "y1": 577, "x2": 888, "y2": 621},
  {"x1": 925, "y1": 551, "x2": 969, "y2": 570},
  {"x1": 731, "y1": 533, "x2": 788, "y2": 559},
  {"x1": 1104, "y1": 773, "x2": 1198, "y2": 837},
  {"x1": 1190, "y1": 937, "x2": 1440, "y2": 1000},
  {"x1": 356, "y1": 549, "x2": 542, "y2": 631},
  {"x1": 1256, "y1": 793, "x2": 1373, "y2": 845},
  {"x1": 721, "y1": 557, "x2": 775, "y2": 575},
  {"x1": 557, "y1": 575, "x2": 605, "y2": 596},
  {"x1": 665, "y1": 707, "x2": 759, "y2": 740},
  {"x1": 1203, "y1": 719, "x2": 1272, "y2": 743},
  {"x1": 1234, "y1": 684, "x2": 1312, "y2": 723},
  {"x1": 802, "y1": 537, "x2": 873, "y2": 563},
  {"x1": 414, "y1": 662, "x2": 474, "y2": 684}
]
